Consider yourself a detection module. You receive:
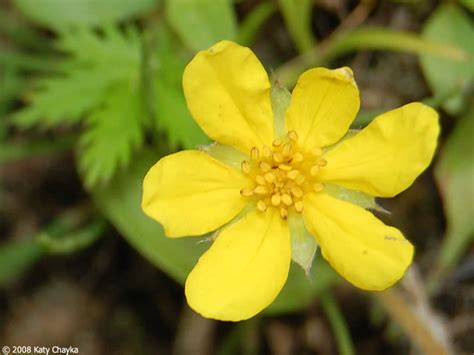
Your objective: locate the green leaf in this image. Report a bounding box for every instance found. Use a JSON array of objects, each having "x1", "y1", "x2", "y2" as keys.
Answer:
[
  {"x1": 237, "y1": 1, "x2": 277, "y2": 46},
  {"x1": 13, "y1": 68, "x2": 111, "y2": 127},
  {"x1": 79, "y1": 82, "x2": 146, "y2": 187},
  {"x1": 92, "y1": 149, "x2": 338, "y2": 313},
  {"x1": 435, "y1": 106, "x2": 474, "y2": 272},
  {"x1": 0, "y1": 240, "x2": 45, "y2": 286},
  {"x1": 148, "y1": 24, "x2": 208, "y2": 148},
  {"x1": 91, "y1": 149, "x2": 208, "y2": 283},
  {"x1": 420, "y1": 3, "x2": 474, "y2": 115},
  {"x1": 278, "y1": 0, "x2": 315, "y2": 53},
  {"x1": 12, "y1": 26, "x2": 141, "y2": 128},
  {"x1": 165, "y1": 0, "x2": 237, "y2": 51},
  {"x1": 459, "y1": 0, "x2": 474, "y2": 12},
  {"x1": 13, "y1": 0, "x2": 157, "y2": 28}
]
